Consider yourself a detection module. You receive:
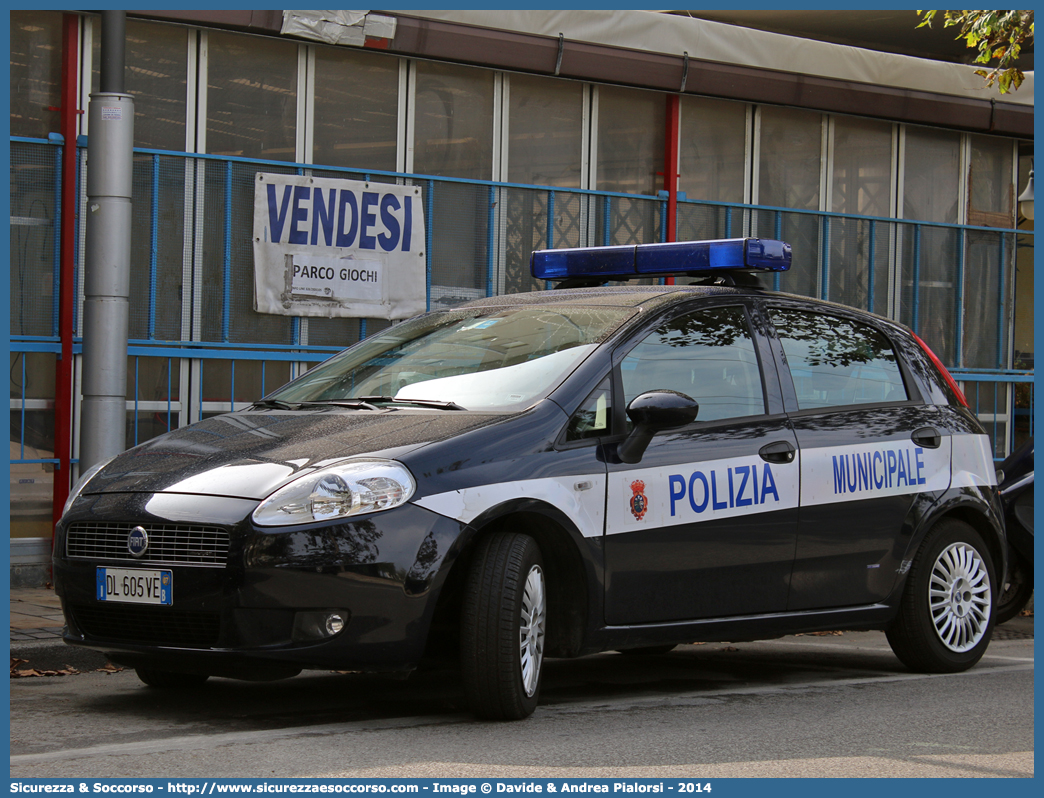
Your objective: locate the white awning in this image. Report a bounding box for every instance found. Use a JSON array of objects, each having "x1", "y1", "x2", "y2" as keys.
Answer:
[{"x1": 386, "y1": 9, "x2": 1033, "y2": 107}]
